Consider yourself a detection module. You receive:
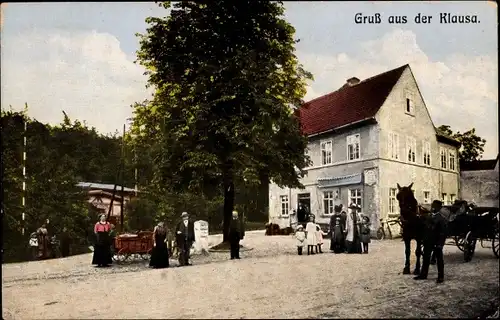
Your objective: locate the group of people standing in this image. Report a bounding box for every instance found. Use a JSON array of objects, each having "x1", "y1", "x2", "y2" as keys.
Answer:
[
  {"x1": 91, "y1": 210, "x2": 245, "y2": 269},
  {"x1": 294, "y1": 203, "x2": 371, "y2": 255},
  {"x1": 29, "y1": 220, "x2": 72, "y2": 260}
]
